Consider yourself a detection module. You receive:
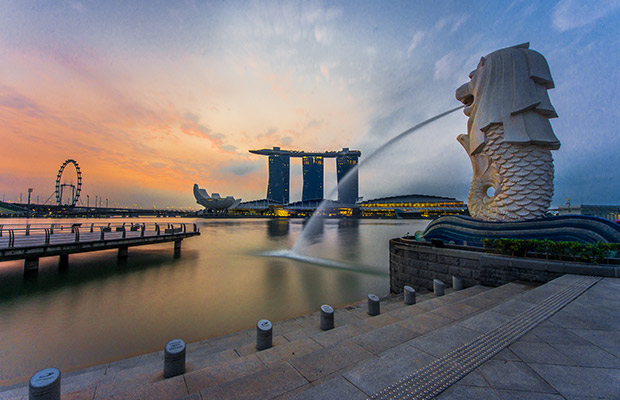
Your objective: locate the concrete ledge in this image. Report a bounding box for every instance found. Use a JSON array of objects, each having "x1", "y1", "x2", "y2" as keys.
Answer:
[{"x1": 390, "y1": 239, "x2": 619, "y2": 292}]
